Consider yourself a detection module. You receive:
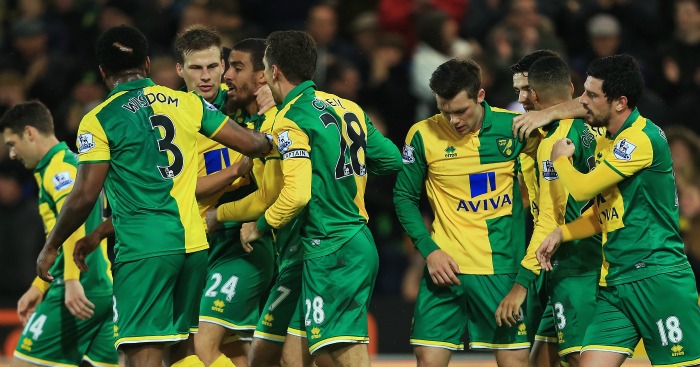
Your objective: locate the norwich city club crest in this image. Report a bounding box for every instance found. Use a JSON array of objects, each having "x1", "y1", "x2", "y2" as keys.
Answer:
[{"x1": 497, "y1": 138, "x2": 516, "y2": 157}]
